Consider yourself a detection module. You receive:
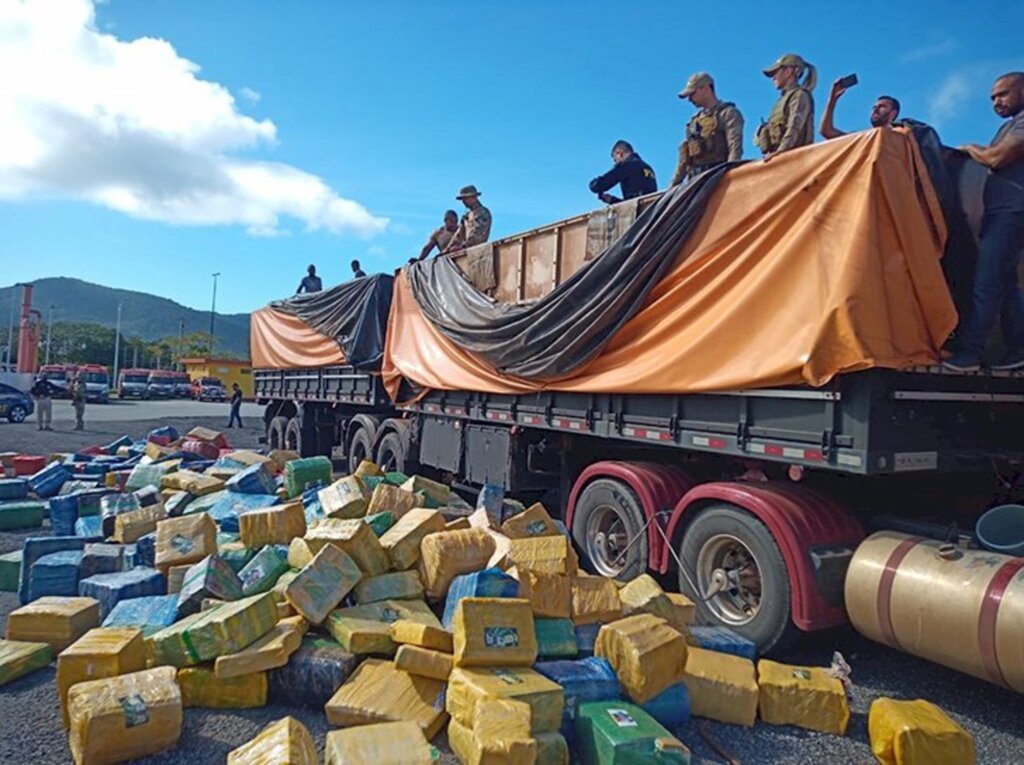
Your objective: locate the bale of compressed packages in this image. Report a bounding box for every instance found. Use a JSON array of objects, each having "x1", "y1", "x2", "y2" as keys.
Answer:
[
  {"x1": 80, "y1": 567, "x2": 168, "y2": 620},
  {"x1": 180, "y1": 488, "x2": 226, "y2": 517},
  {"x1": 268, "y1": 635, "x2": 359, "y2": 708},
  {"x1": 28, "y1": 460, "x2": 70, "y2": 498},
  {"x1": 536, "y1": 657, "x2": 621, "y2": 744},
  {"x1": 67, "y1": 665, "x2": 182, "y2": 765},
  {"x1": 112, "y1": 501, "x2": 166, "y2": 543},
  {"x1": 327, "y1": 599, "x2": 441, "y2": 655},
  {"x1": 535, "y1": 617, "x2": 578, "y2": 659},
  {"x1": 18, "y1": 536, "x2": 88, "y2": 603},
  {"x1": 446, "y1": 517, "x2": 472, "y2": 531},
  {"x1": 442, "y1": 567, "x2": 519, "y2": 629},
  {"x1": 0, "y1": 499, "x2": 46, "y2": 530},
  {"x1": 207, "y1": 492, "x2": 280, "y2": 534},
  {"x1": 74, "y1": 516, "x2": 101, "y2": 538},
  {"x1": 0, "y1": 549, "x2": 22, "y2": 592},
  {"x1": 618, "y1": 575, "x2": 681, "y2": 628},
  {"x1": 225, "y1": 463, "x2": 277, "y2": 495},
  {"x1": 6, "y1": 596, "x2": 100, "y2": 653},
  {"x1": 353, "y1": 459, "x2": 383, "y2": 478},
  {"x1": 505, "y1": 536, "x2": 578, "y2": 576},
  {"x1": 453, "y1": 597, "x2": 538, "y2": 668},
  {"x1": 146, "y1": 592, "x2": 278, "y2": 667},
  {"x1": 511, "y1": 567, "x2": 571, "y2": 619},
  {"x1": 0, "y1": 477, "x2": 29, "y2": 500},
  {"x1": 49, "y1": 494, "x2": 81, "y2": 536},
  {"x1": 595, "y1": 614, "x2": 687, "y2": 705},
  {"x1": 354, "y1": 569, "x2": 424, "y2": 604},
  {"x1": 186, "y1": 425, "x2": 227, "y2": 447},
  {"x1": 56, "y1": 627, "x2": 146, "y2": 728},
  {"x1": 228, "y1": 716, "x2": 317, "y2": 765},
  {"x1": 80, "y1": 544, "x2": 125, "y2": 581},
  {"x1": 166, "y1": 564, "x2": 191, "y2": 594},
  {"x1": 0, "y1": 639, "x2": 53, "y2": 686},
  {"x1": 447, "y1": 714, "x2": 536, "y2": 765},
  {"x1": 215, "y1": 620, "x2": 303, "y2": 678},
  {"x1": 419, "y1": 528, "x2": 497, "y2": 601},
  {"x1": 180, "y1": 438, "x2": 220, "y2": 460},
  {"x1": 682, "y1": 646, "x2": 759, "y2": 727},
  {"x1": 219, "y1": 541, "x2": 256, "y2": 573},
  {"x1": 99, "y1": 493, "x2": 140, "y2": 537},
  {"x1": 402, "y1": 475, "x2": 450, "y2": 507},
  {"x1": 572, "y1": 576, "x2": 622, "y2": 625},
  {"x1": 154, "y1": 512, "x2": 217, "y2": 571},
  {"x1": 366, "y1": 482, "x2": 421, "y2": 520},
  {"x1": 125, "y1": 462, "x2": 172, "y2": 493},
  {"x1": 238, "y1": 545, "x2": 290, "y2": 596},
  {"x1": 574, "y1": 700, "x2": 691, "y2": 765},
  {"x1": 395, "y1": 643, "x2": 454, "y2": 680},
  {"x1": 324, "y1": 720, "x2": 437, "y2": 765},
  {"x1": 868, "y1": 698, "x2": 975, "y2": 765},
  {"x1": 177, "y1": 555, "x2": 243, "y2": 616},
  {"x1": 318, "y1": 475, "x2": 369, "y2": 519},
  {"x1": 286, "y1": 537, "x2": 316, "y2": 569},
  {"x1": 447, "y1": 666, "x2": 564, "y2": 734},
  {"x1": 307, "y1": 517, "x2": 390, "y2": 576},
  {"x1": 102, "y1": 594, "x2": 180, "y2": 636},
  {"x1": 284, "y1": 456, "x2": 333, "y2": 499},
  {"x1": 389, "y1": 619, "x2": 454, "y2": 653},
  {"x1": 239, "y1": 501, "x2": 306, "y2": 547},
  {"x1": 667, "y1": 592, "x2": 696, "y2": 627},
  {"x1": 27, "y1": 550, "x2": 84, "y2": 600},
  {"x1": 756, "y1": 658, "x2": 849, "y2": 734},
  {"x1": 502, "y1": 502, "x2": 560, "y2": 539},
  {"x1": 178, "y1": 664, "x2": 267, "y2": 708},
  {"x1": 160, "y1": 470, "x2": 224, "y2": 496},
  {"x1": 284, "y1": 545, "x2": 362, "y2": 624},
  {"x1": 380, "y1": 508, "x2": 446, "y2": 570},
  {"x1": 640, "y1": 683, "x2": 691, "y2": 729},
  {"x1": 685, "y1": 625, "x2": 757, "y2": 660},
  {"x1": 364, "y1": 510, "x2": 396, "y2": 537},
  {"x1": 164, "y1": 490, "x2": 193, "y2": 517}
]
